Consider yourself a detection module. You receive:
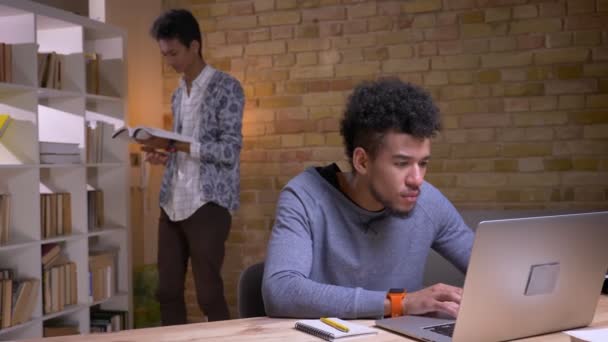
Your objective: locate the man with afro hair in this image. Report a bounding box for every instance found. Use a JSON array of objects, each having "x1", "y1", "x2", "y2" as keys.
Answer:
[{"x1": 262, "y1": 79, "x2": 474, "y2": 320}]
